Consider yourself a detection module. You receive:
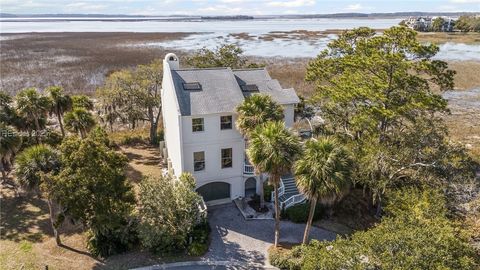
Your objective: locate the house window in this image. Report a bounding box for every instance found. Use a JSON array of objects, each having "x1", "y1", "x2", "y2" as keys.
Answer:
[
  {"x1": 192, "y1": 118, "x2": 204, "y2": 132},
  {"x1": 194, "y1": 151, "x2": 205, "y2": 171},
  {"x1": 221, "y1": 148, "x2": 232, "y2": 168},
  {"x1": 220, "y1": 115, "x2": 232, "y2": 130}
]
